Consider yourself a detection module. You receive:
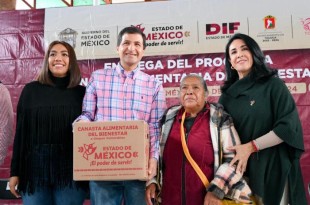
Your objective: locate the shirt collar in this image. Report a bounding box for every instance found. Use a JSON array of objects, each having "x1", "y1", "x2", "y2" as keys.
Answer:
[{"x1": 116, "y1": 63, "x2": 140, "y2": 79}]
